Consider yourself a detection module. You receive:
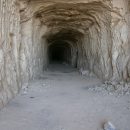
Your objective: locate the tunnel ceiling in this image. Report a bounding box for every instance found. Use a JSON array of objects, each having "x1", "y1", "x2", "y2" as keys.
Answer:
[
  {"x1": 20, "y1": 0, "x2": 113, "y2": 49},
  {"x1": 20, "y1": 0, "x2": 113, "y2": 48},
  {"x1": 34, "y1": 2, "x2": 109, "y2": 29},
  {"x1": 46, "y1": 28, "x2": 84, "y2": 44},
  {"x1": 20, "y1": 0, "x2": 111, "y2": 30}
]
